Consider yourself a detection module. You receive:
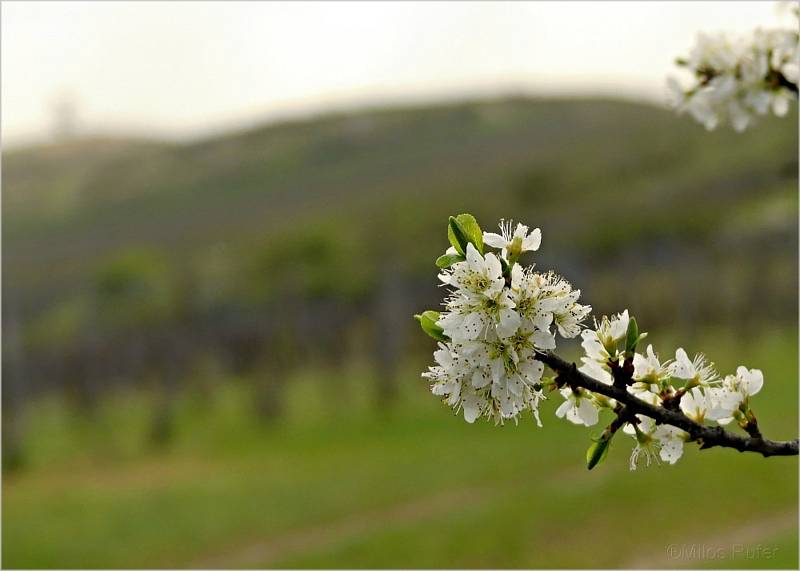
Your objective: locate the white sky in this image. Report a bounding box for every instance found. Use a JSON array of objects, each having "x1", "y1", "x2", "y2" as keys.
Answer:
[{"x1": 1, "y1": 1, "x2": 794, "y2": 146}]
